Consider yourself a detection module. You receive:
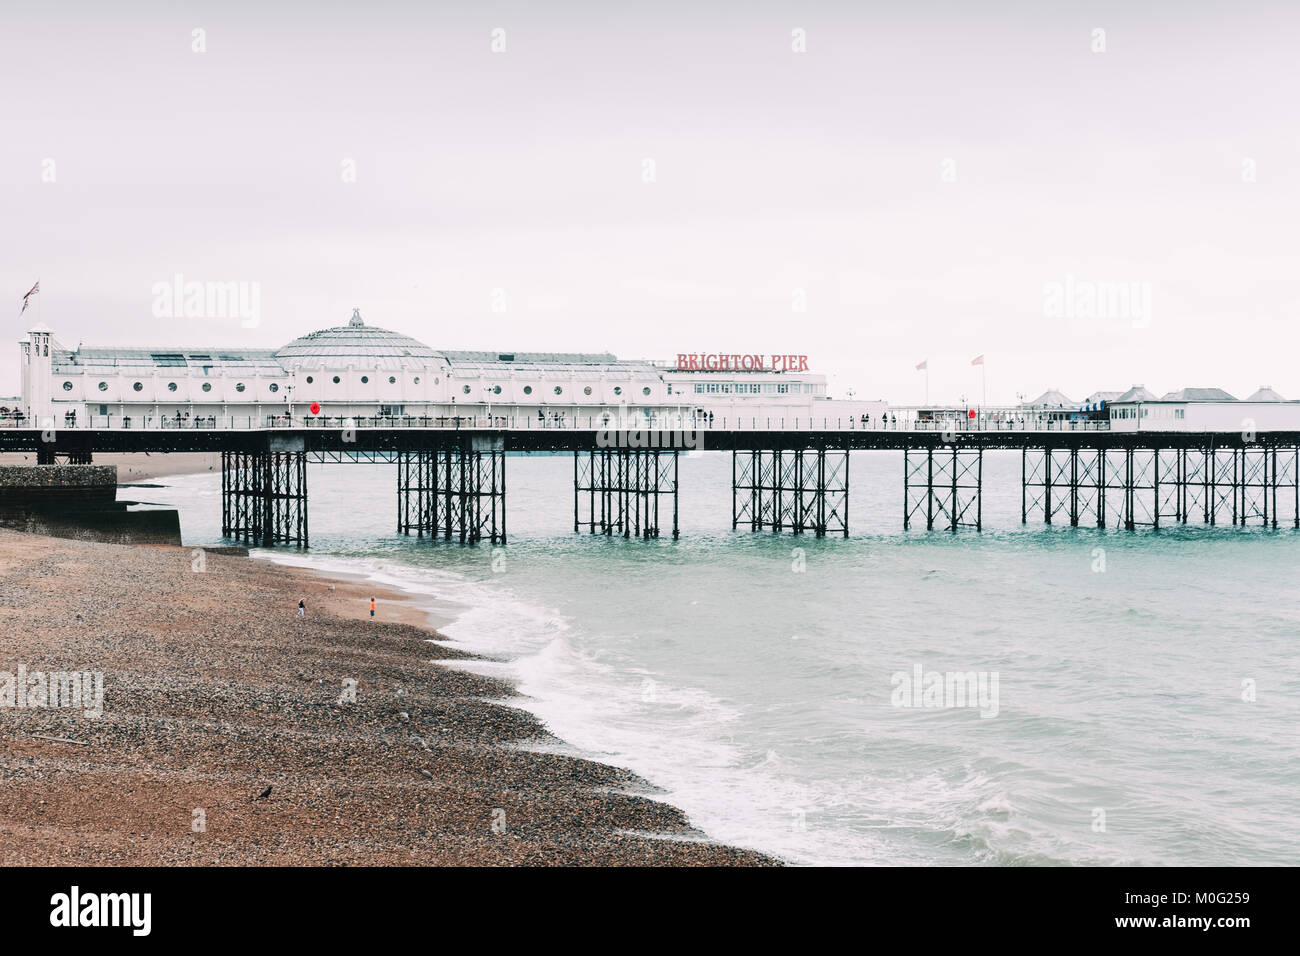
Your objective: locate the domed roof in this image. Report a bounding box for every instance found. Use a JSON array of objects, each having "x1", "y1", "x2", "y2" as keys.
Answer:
[{"x1": 274, "y1": 309, "x2": 439, "y2": 371}]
